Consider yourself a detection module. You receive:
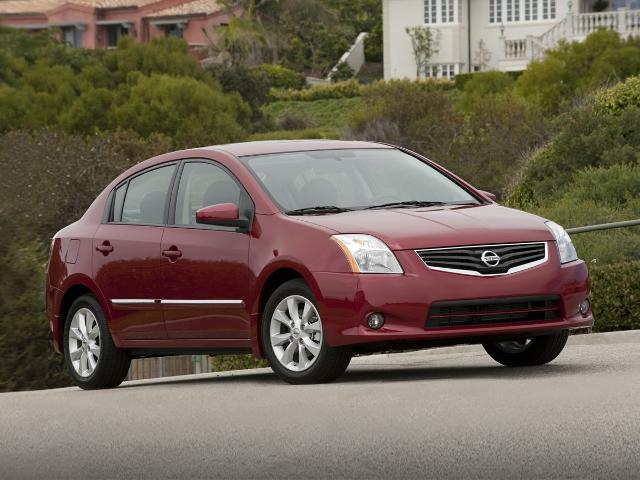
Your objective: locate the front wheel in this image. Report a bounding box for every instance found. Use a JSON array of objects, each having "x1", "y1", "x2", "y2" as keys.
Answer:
[
  {"x1": 261, "y1": 279, "x2": 352, "y2": 384},
  {"x1": 64, "y1": 294, "x2": 131, "y2": 389},
  {"x1": 483, "y1": 331, "x2": 569, "y2": 367}
]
